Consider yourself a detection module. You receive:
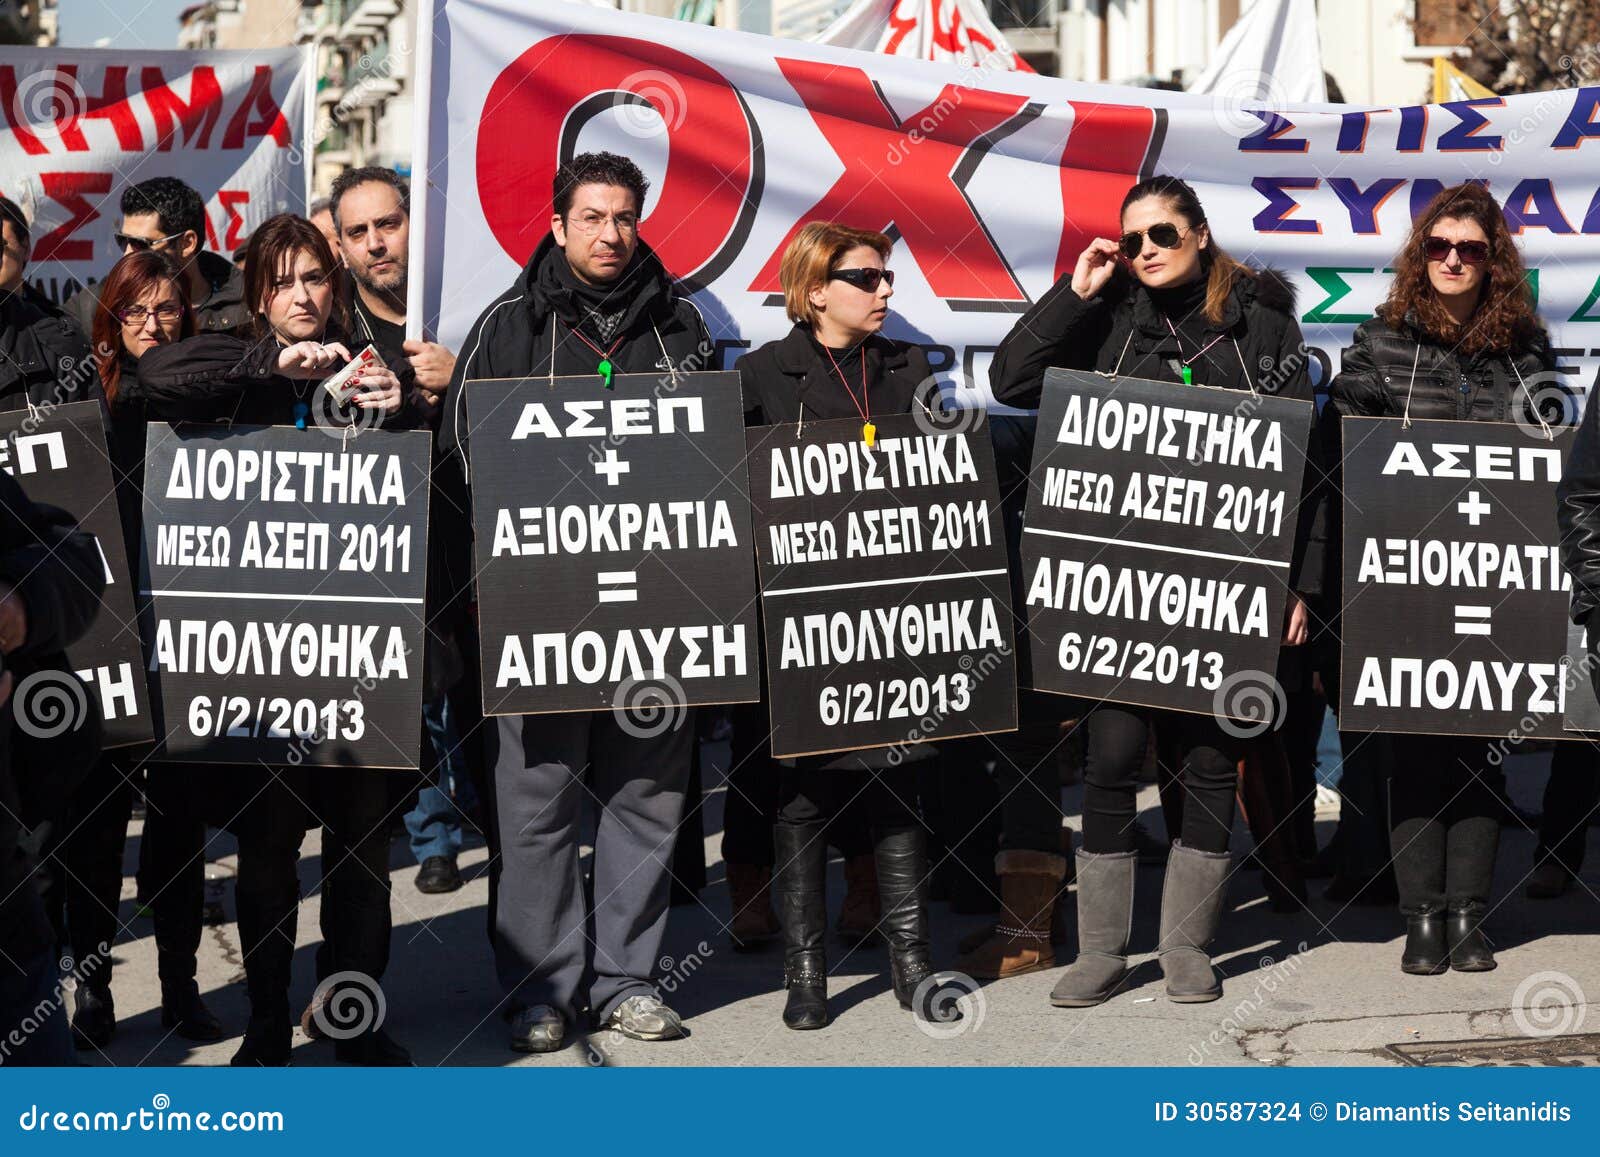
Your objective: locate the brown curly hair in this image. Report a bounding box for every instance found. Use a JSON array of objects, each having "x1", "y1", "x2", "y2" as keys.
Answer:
[{"x1": 1377, "y1": 182, "x2": 1540, "y2": 356}]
